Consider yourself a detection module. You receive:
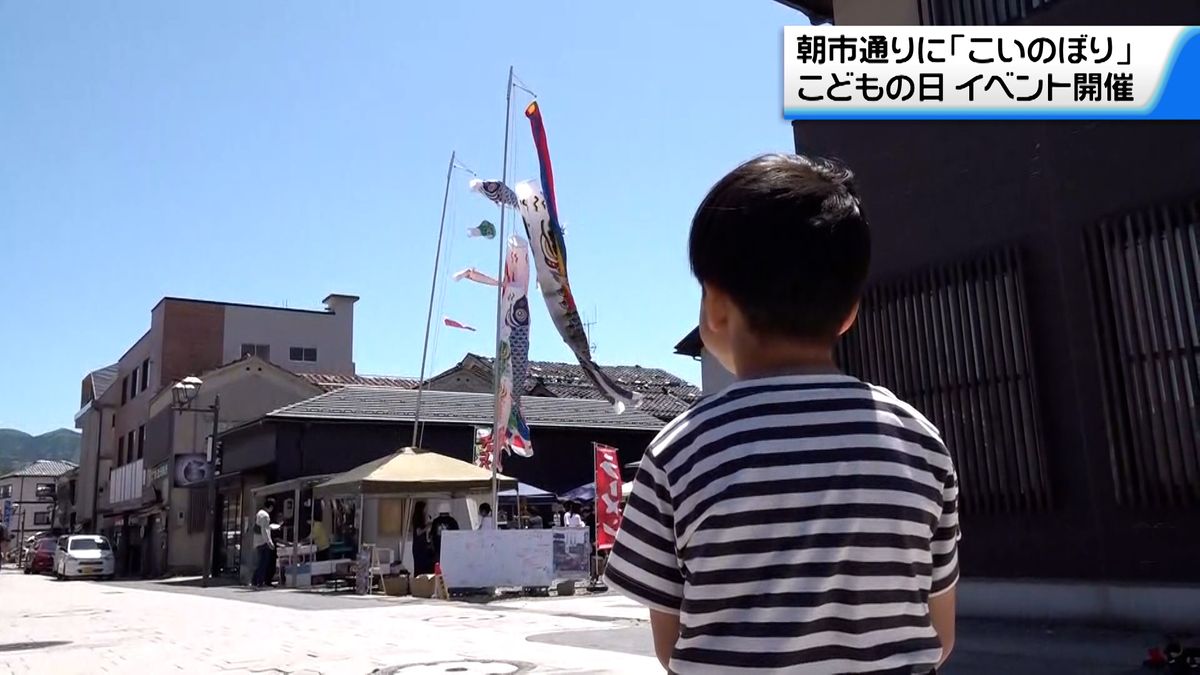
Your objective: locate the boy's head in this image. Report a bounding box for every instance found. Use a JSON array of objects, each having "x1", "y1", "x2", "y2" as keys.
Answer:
[{"x1": 689, "y1": 153, "x2": 870, "y2": 375}]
